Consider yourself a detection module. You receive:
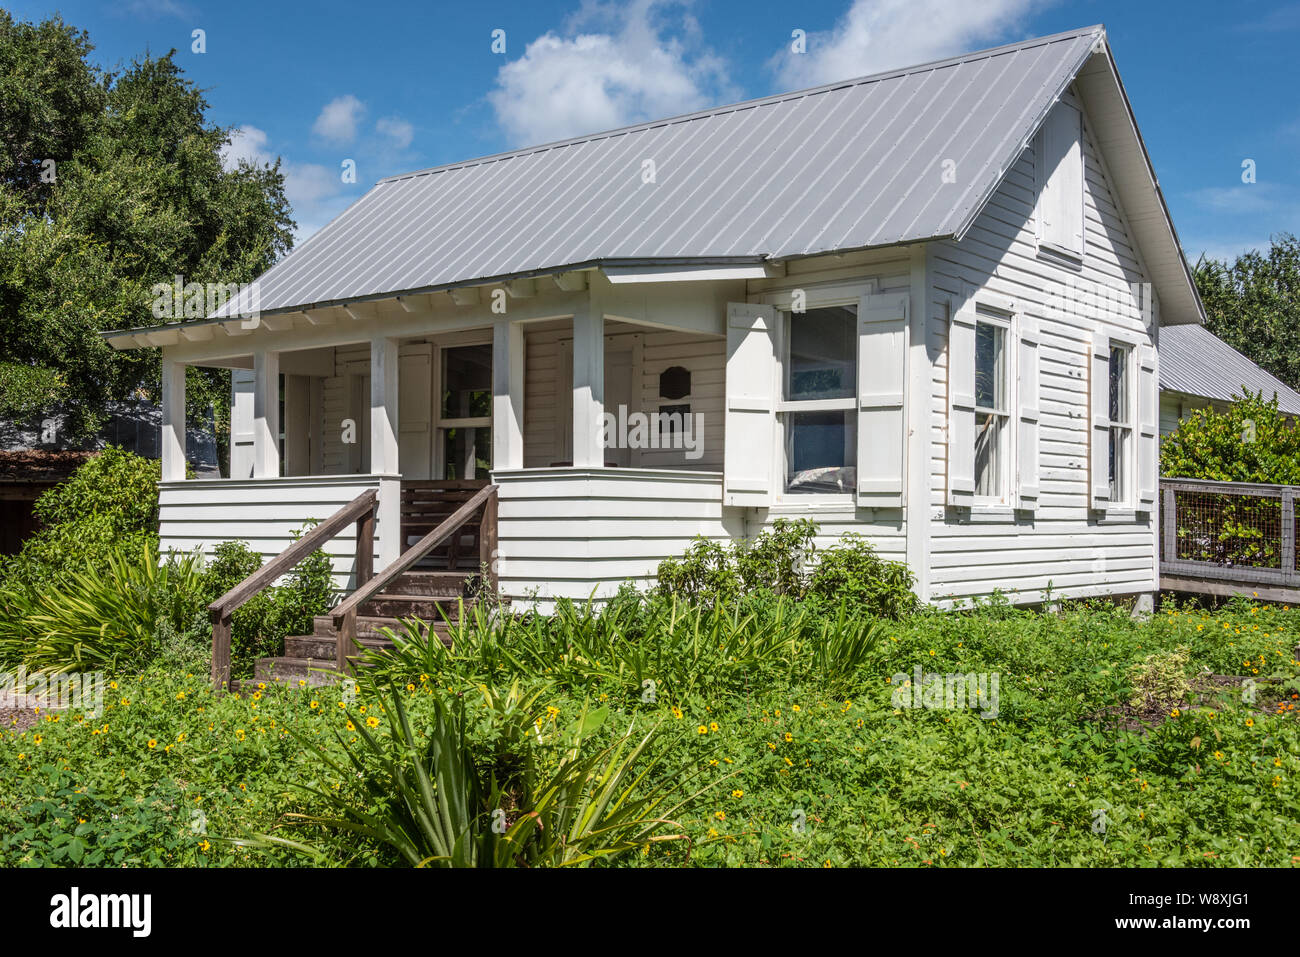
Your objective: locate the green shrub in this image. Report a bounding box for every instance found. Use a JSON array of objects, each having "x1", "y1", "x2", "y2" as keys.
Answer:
[
  {"x1": 0, "y1": 541, "x2": 205, "y2": 676},
  {"x1": 1127, "y1": 646, "x2": 1192, "y2": 713},
  {"x1": 0, "y1": 447, "x2": 160, "y2": 594},
  {"x1": 199, "y1": 538, "x2": 335, "y2": 677},
  {"x1": 807, "y1": 533, "x2": 920, "y2": 619},
  {"x1": 1161, "y1": 390, "x2": 1300, "y2": 484},
  {"x1": 657, "y1": 519, "x2": 918, "y2": 618}
]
